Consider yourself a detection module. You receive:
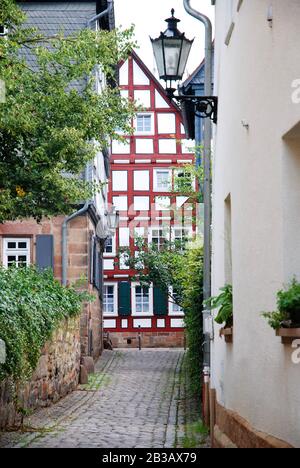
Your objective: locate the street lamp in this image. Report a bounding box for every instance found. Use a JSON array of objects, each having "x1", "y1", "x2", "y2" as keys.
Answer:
[
  {"x1": 151, "y1": 9, "x2": 218, "y2": 123},
  {"x1": 106, "y1": 206, "x2": 119, "y2": 233},
  {"x1": 151, "y1": 9, "x2": 194, "y2": 98}
]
